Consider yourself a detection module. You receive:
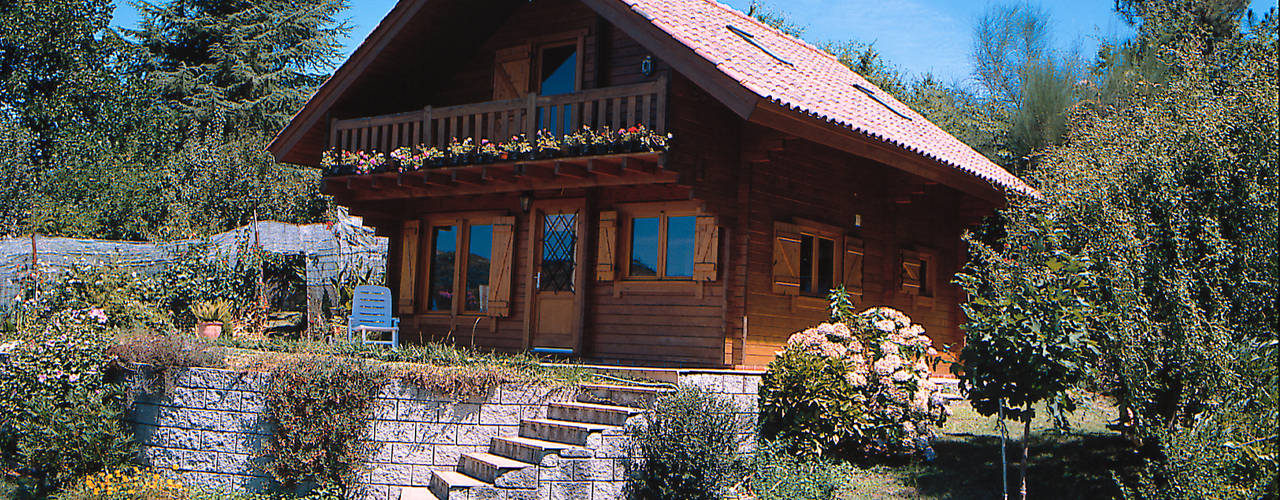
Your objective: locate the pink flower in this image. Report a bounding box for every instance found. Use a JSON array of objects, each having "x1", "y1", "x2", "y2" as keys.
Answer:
[
  {"x1": 88, "y1": 307, "x2": 108, "y2": 324},
  {"x1": 68, "y1": 373, "x2": 80, "y2": 383}
]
